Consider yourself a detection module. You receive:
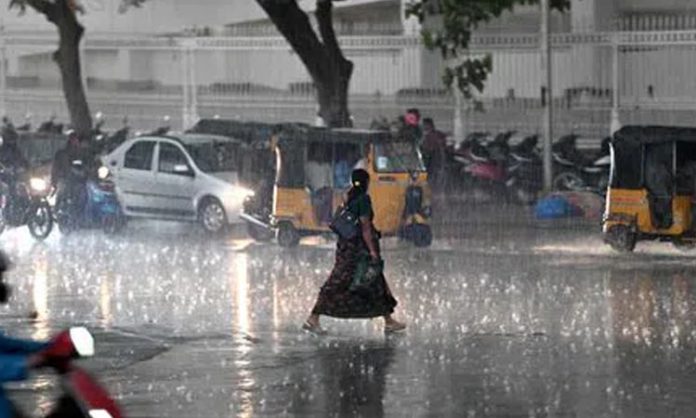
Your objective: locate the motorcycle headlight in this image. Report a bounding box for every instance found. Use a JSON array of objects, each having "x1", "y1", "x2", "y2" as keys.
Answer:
[
  {"x1": 29, "y1": 178, "x2": 48, "y2": 192},
  {"x1": 98, "y1": 166, "x2": 110, "y2": 180},
  {"x1": 69, "y1": 326, "x2": 95, "y2": 357},
  {"x1": 89, "y1": 410, "x2": 113, "y2": 418}
]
